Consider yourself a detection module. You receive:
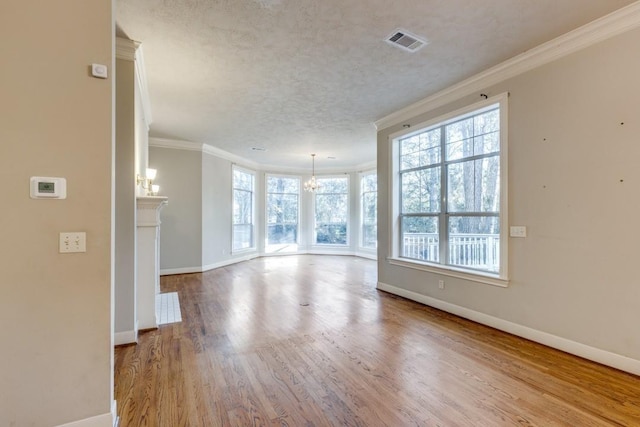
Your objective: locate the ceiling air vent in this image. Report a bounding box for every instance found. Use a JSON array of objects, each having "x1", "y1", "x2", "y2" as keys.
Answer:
[{"x1": 385, "y1": 29, "x2": 428, "y2": 52}]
